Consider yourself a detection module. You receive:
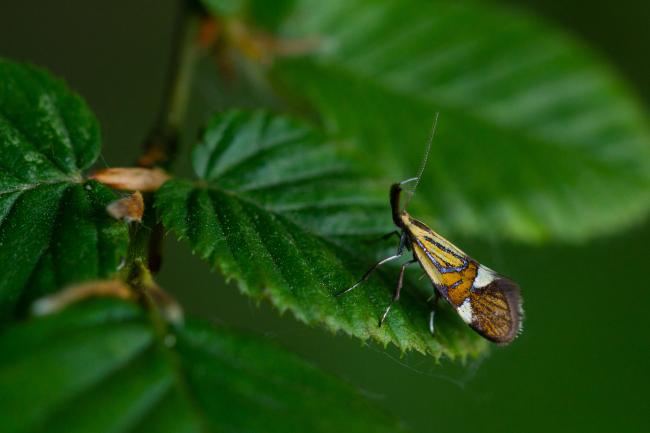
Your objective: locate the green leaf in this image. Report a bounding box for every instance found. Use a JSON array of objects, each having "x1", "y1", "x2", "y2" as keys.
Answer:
[
  {"x1": 259, "y1": 0, "x2": 650, "y2": 242},
  {"x1": 157, "y1": 110, "x2": 486, "y2": 360},
  {"x1": 0, "y1": 58, "x2": 129, "y2": 322},
  {"x1": 0, "y1": 299, "x2": 406, "y2": 433}
]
